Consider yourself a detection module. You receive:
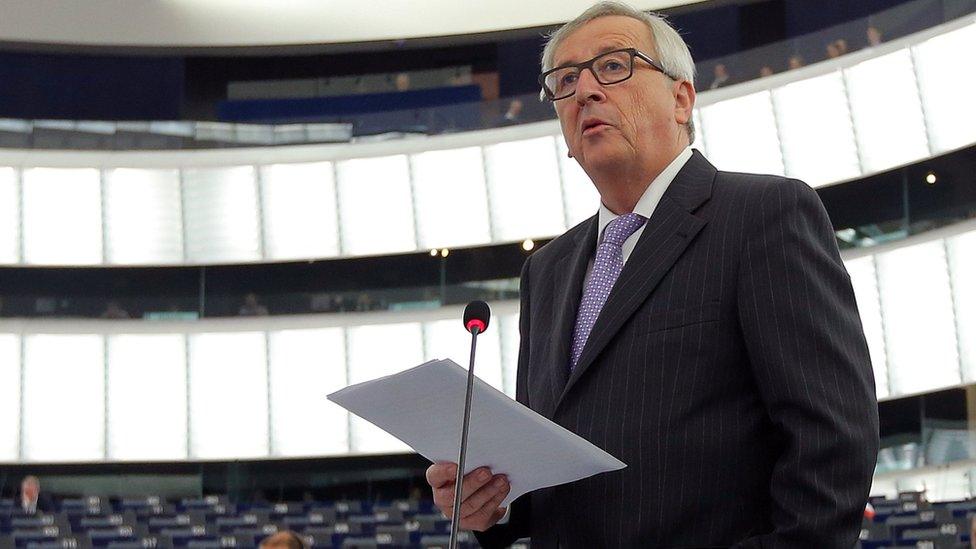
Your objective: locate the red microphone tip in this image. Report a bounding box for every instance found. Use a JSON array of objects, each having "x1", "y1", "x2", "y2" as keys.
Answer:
[{"x1": 466, "y1": 319, "x2": 487, "y2": 333}]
